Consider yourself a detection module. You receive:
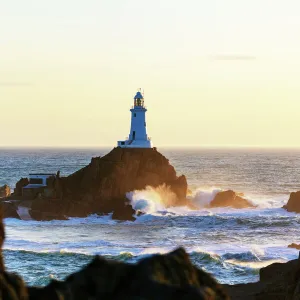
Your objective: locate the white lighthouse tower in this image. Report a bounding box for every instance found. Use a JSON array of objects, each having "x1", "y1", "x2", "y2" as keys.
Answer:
[{"x1": 117, "y1": 90, "x2": 153, "y2": 148}]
